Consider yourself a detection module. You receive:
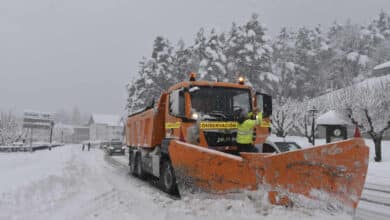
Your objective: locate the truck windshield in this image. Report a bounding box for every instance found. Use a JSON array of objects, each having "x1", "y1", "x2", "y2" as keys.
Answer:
[{"x1": 190, "y1": 86, "x2": 251, "y2": 120}]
